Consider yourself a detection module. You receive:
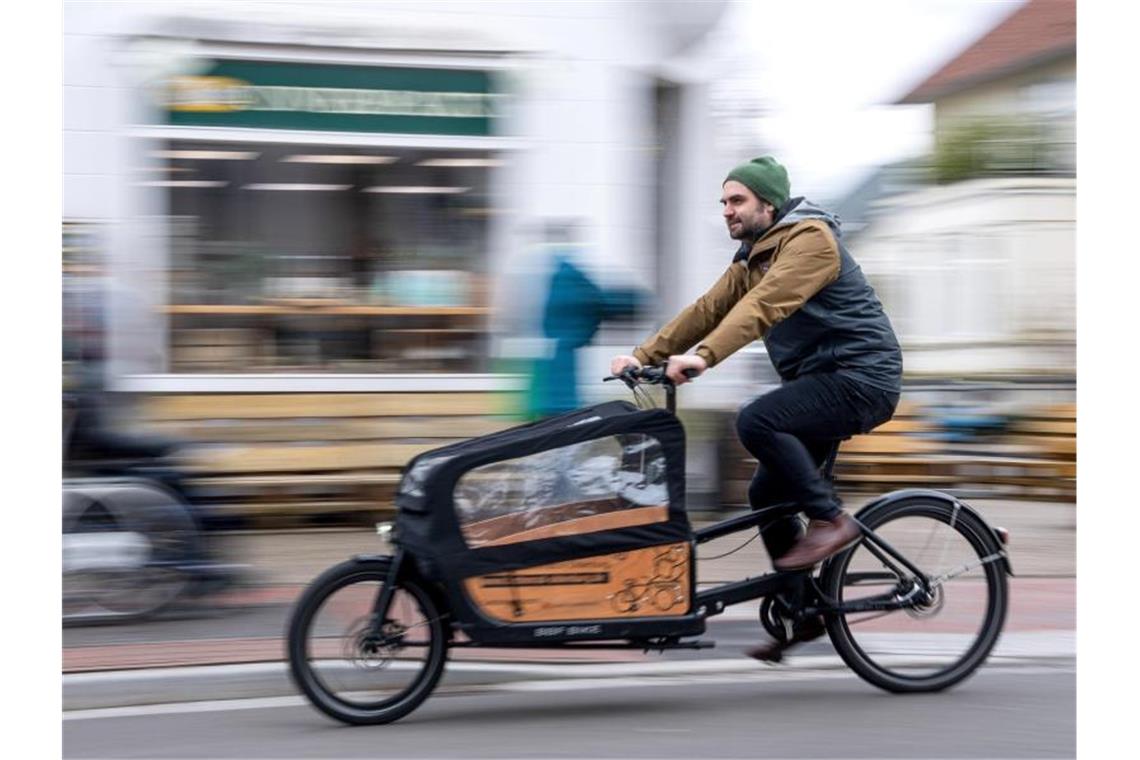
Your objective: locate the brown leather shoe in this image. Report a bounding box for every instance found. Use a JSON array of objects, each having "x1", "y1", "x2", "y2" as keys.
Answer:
[
  {"x1": 771, "y1": 513, "x2": 861, "y2": 571},
  {"x1": 745, "y1": 616, "x2": 826, "y2": 663}
]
